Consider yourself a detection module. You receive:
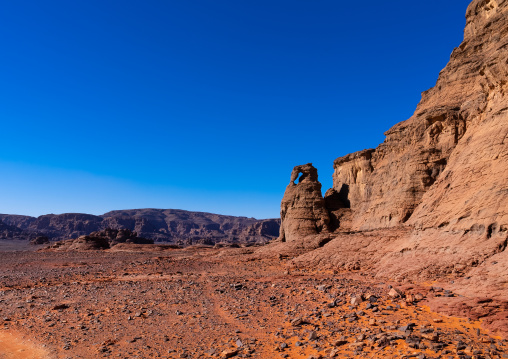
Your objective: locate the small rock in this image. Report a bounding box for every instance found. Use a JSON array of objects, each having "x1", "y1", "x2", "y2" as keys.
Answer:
[
  {"x1": 290, "y1": 317, "x2": 306, "y2": 326},
  {"x1": 388, "y1": 288, "x2": 402, "y2": 298},
  {"x1": 308, "y1": 331, "x2": 318, "y2": 340},
  {"x1": 350, "y1": 296, "x2": 362, "y2": 306},
  {"x1": 332, "y1": 339, "x2": 348, "y2": 346},
  {"x1": 221, "y1": 348, "x2": 238, "y2": 358},
  {"x1": 368, "y1": 295, "x2": 379, "y2": 303},
  {"x1": 349, "y1": 342, "x2": 365, "y2": 349},
  {"x1": 414, "y1": 293, "x2": 424, "y2": 301}
]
